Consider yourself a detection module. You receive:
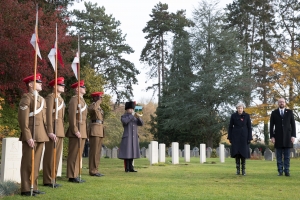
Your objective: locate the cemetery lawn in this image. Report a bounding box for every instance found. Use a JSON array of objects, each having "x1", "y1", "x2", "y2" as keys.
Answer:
[{"x1": 3, "y1": 157, "x2": 300, "y2": 200}]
